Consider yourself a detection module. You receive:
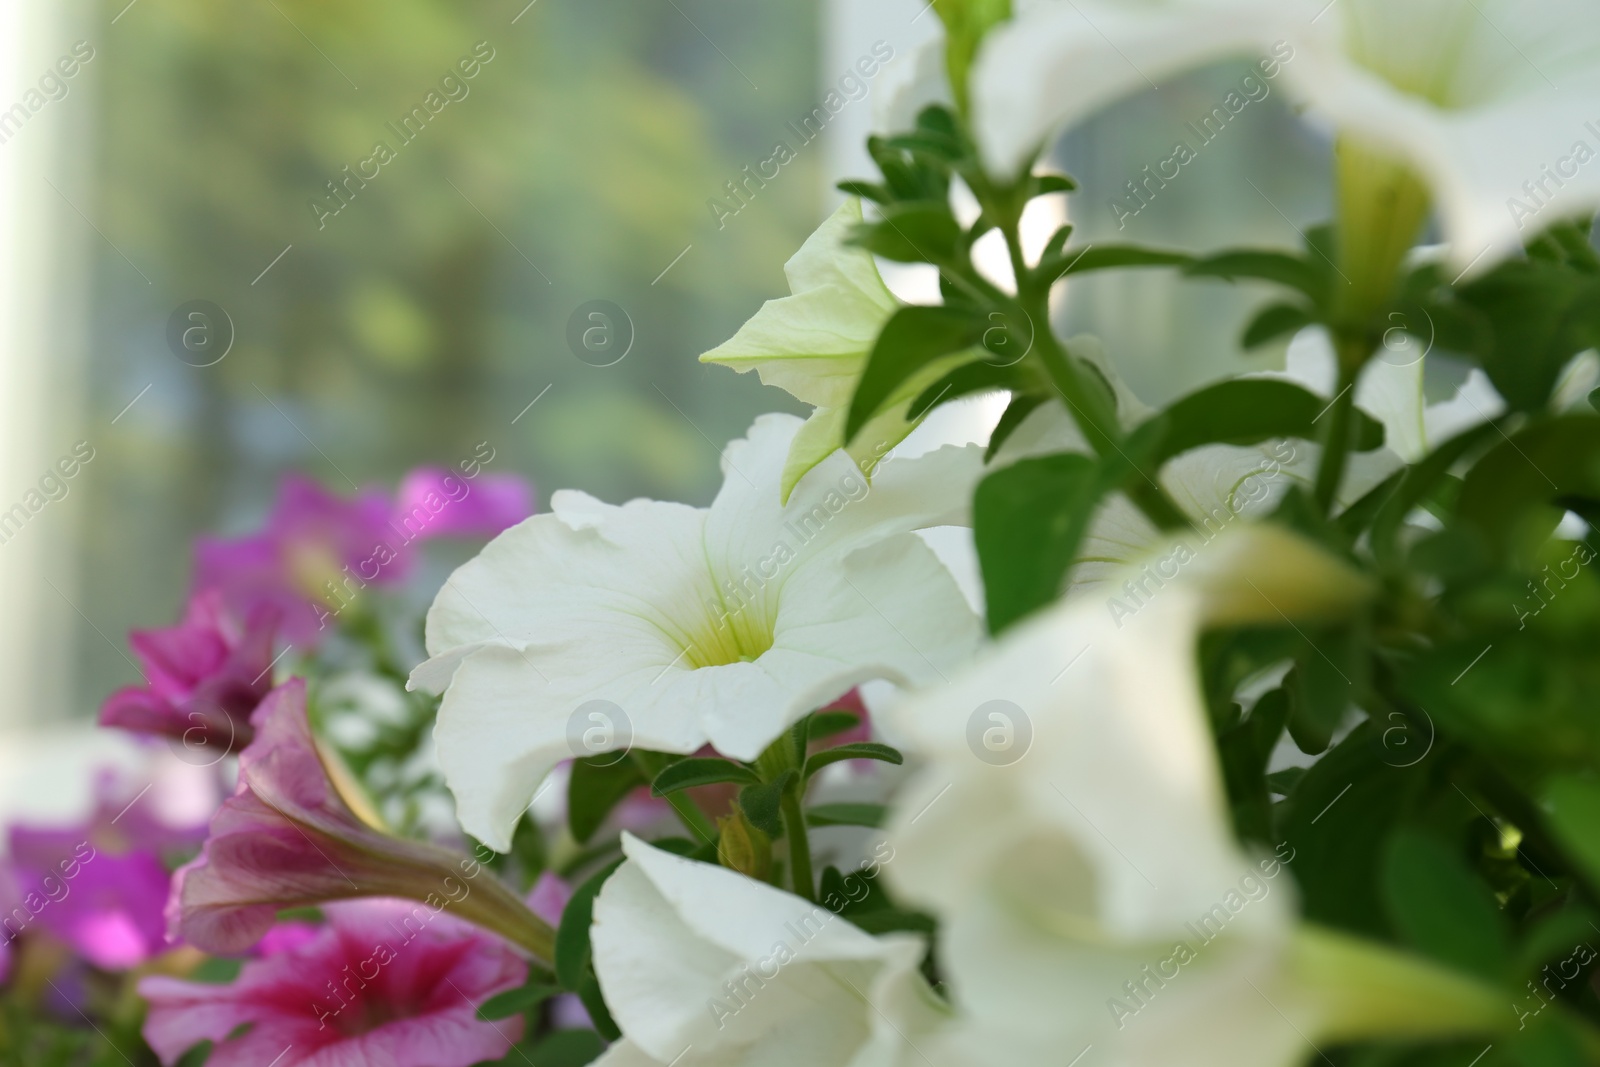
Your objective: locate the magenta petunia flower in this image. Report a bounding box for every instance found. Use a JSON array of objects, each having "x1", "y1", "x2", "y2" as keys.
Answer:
[
  {"x1": 195, "y1": 470, "x2": 534, "y2": 646},
  {"x1": 5, "y1": 776, "x2": 208, "y2": 970},
  {"x1": 99, "y1": 588, "x2": 278, "y2": 754},
  {"x1": 140, "y1": 900, "x2": 527, "y2": 1067},
  {"x1": 169, "y1": 679, "x2": 553, "y2": 962},
  {"x1": 194, "y1": 475, "x2": 402, "y2": 646},
  {"x1": 393, "y1": 468, "x2": 534, "y2": 541}
]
